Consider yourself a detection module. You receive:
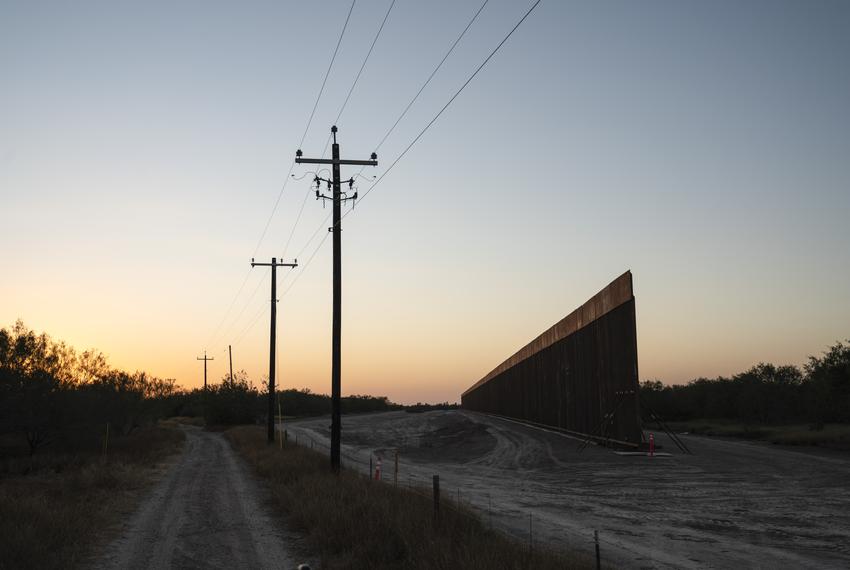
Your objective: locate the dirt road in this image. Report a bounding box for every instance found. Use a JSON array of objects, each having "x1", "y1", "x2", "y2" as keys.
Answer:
[
  {"x1": 286, "y1": 410, "x2": 850, "y2": 569},
  {"x1": 92, "y1": 426, "x2": 302, "y2": 570}
]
